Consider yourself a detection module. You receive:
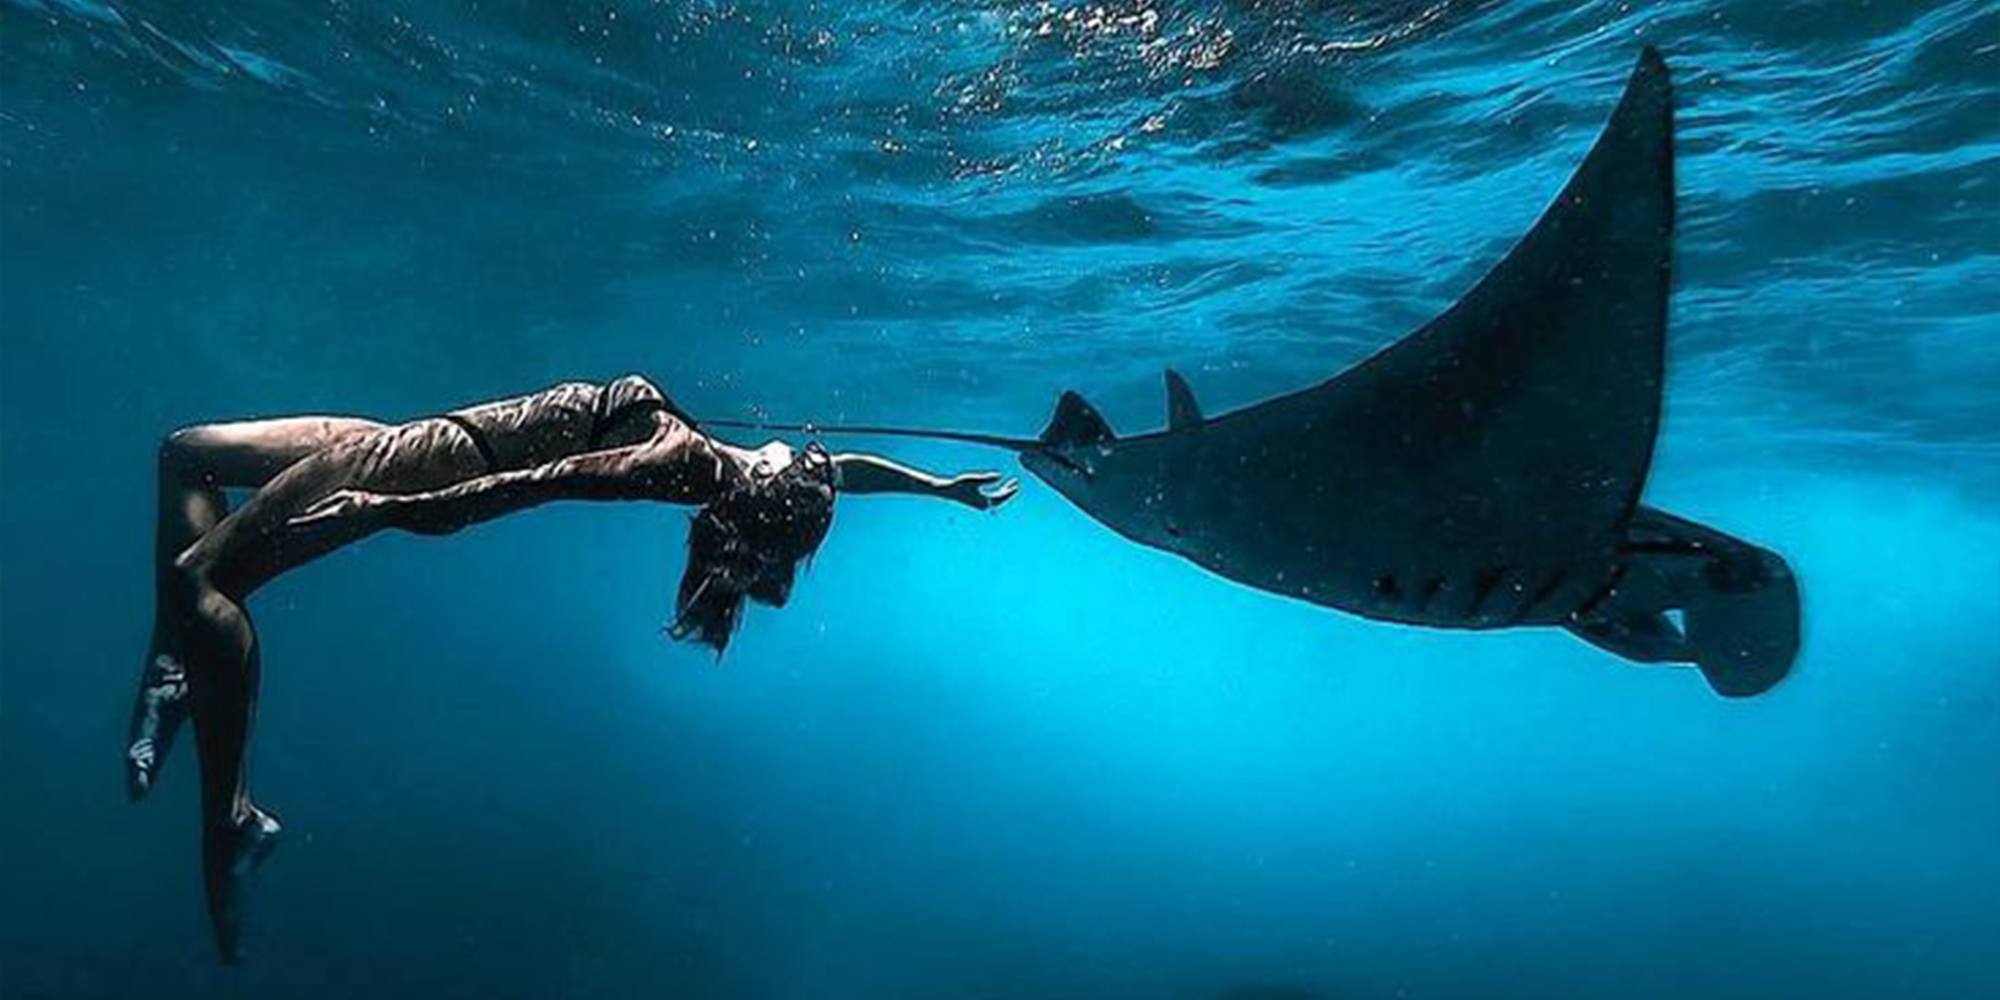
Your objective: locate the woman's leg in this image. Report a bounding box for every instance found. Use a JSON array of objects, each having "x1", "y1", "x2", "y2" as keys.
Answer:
[
  {"x1": 131, "y1": 418, "x2": 384, "y2": 799},
  {"x1": 179, "y1": 578, "x2": 277, "y2": 963},
  {"x1": 161, "y1": 418, "x2": 484, "y2": 962}
]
